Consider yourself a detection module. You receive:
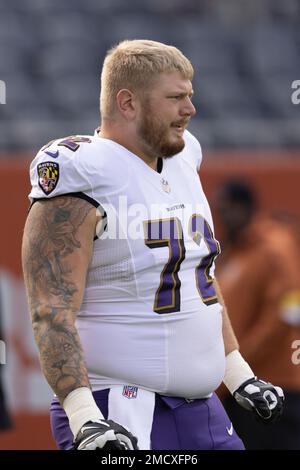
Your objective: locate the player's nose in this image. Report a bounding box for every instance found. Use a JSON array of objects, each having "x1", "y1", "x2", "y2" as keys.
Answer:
[{"x1": 181, "y1": 97, "x2": 196, "y2": 117}]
